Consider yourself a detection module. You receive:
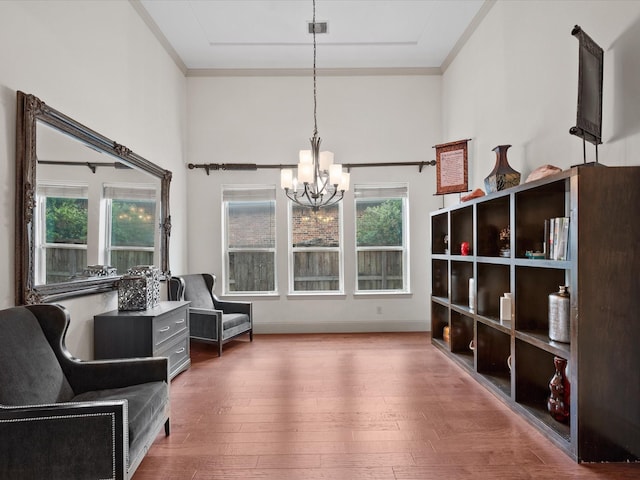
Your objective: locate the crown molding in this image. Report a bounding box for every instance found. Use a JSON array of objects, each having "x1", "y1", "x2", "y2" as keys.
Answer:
[
  {"x1": 129, "y1": 0, "x2": 188, "y2": 75},
  {"x1": 441, "y1": 0, "x2": 497, "y2": 73}
]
